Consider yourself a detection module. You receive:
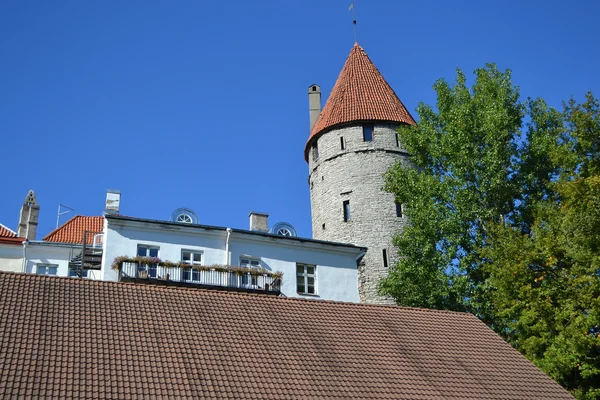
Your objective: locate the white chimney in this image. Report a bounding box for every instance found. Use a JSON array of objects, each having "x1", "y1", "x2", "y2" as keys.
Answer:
[
  {"x1": 104, "y1": 190, "x2": 121, "y2": 215},
  {"x1": 249, "y1": 212, "x2": 268, "y2": 232}
]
